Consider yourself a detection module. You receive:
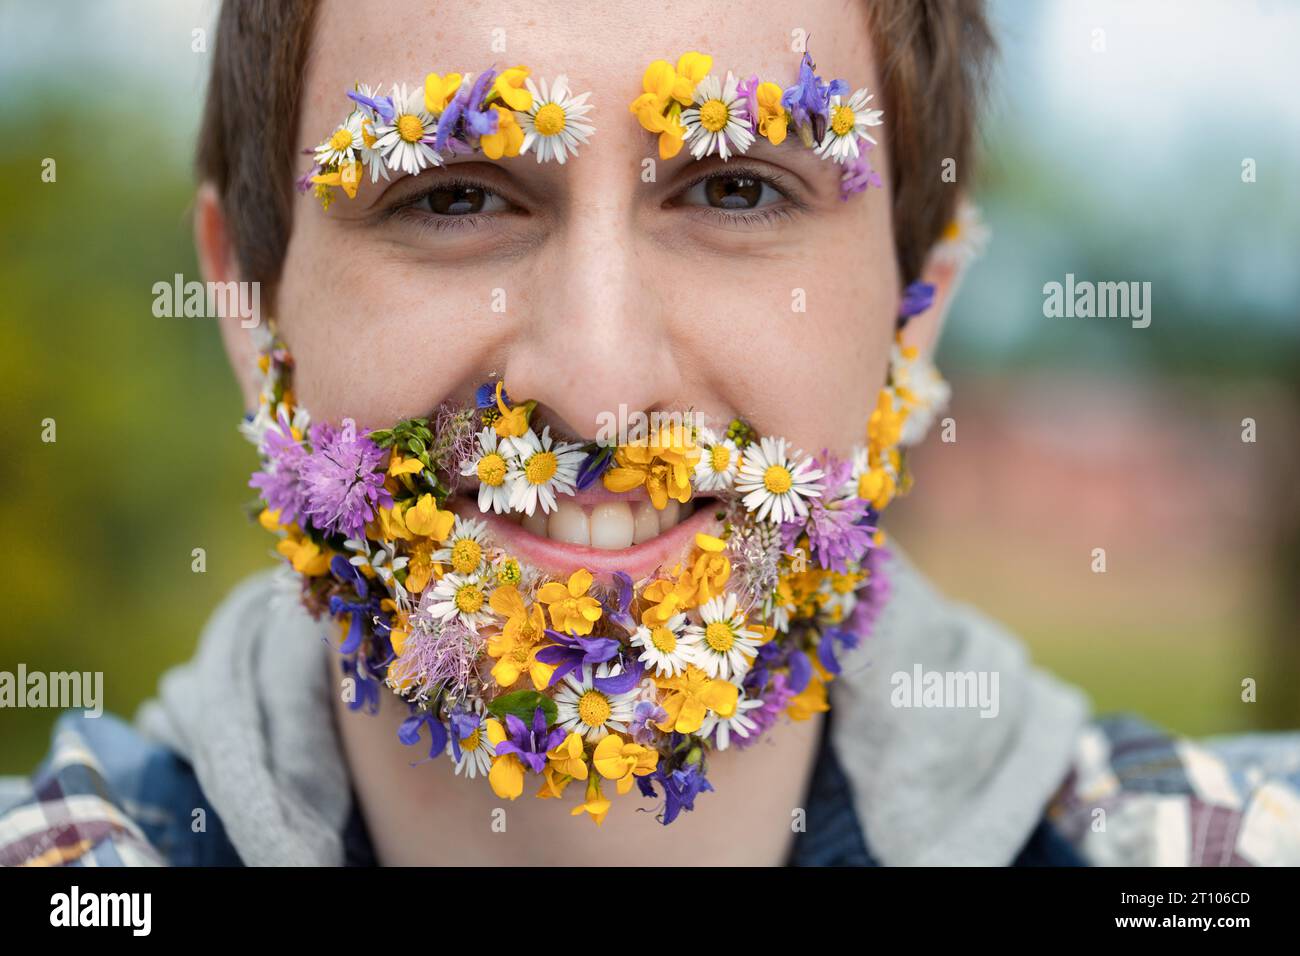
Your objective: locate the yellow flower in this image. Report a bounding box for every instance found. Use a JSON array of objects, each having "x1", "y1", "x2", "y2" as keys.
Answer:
[
  {"x1": 857, "y1": 466, "x2": 897, "y2": 511},
  {"x1": 310, "y1": 161, "x2": 363, "y2": 199},
  {"x1": 570, "y1": 774, "x2": 611, "y2": 825},
  {"x1": 787, "y1": 658, "x2": 833, "y2": 721},
  {"x1": 480, "y1": 105, "x2": 524, "y2": 159},
  {"x1": 275, "y1": 531, "x2": 332, "y2": 576},
  {"x1": 536, "y1": 568, "x2": 603, "y2": 636},
  {"x1": 486, "y1": 586, "x2": 556, "y2": 689},
  {"x1": 424, "y1": 72, "x2": 464, "y2": 113},
  {"x1": 683, "y1": 537, "x2": 731, "y2": 605},
  {"x1": 493, "y1": 66, "x2": 533, "y2": 111},
  {"x1": 655, "y1": 664, "x2": 738, "y2": 734},
  {"x1": 404, "y1": 494, "x2": 455, "y2": 541},
  {"x1": 602, "y1": 422, "x2": 701, "y2": 510},
  {"x1": 755, "y1": 81, "x2": 788, "y2": 145},
  {"x1": 640, "y1": 572, "x2": 693, "y2": 625},
  {"x1": 627, "y1": 53, "x2": 710, "y2": 160},
  {"x1": 492, "y1": 381, "x2": 530, "y2": 439},
  {"x1": 538, "y1": 731, "x2": 588, "y2": 799},
  {"x1": 404, "y1": 537, "x2": 438, "y2": 594},
  {"x1": 388, "y1": 451, "x2": 425, "y2": 479},
  {"x1": 867, "y1": 388, "x2": 905, "y2": 460},
  {"x1": 485, "y1": 718, "x2": 525, "y2": 800},
  {"x1": 592, "y1": 734, "x2": 659, "y2": 795}
]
